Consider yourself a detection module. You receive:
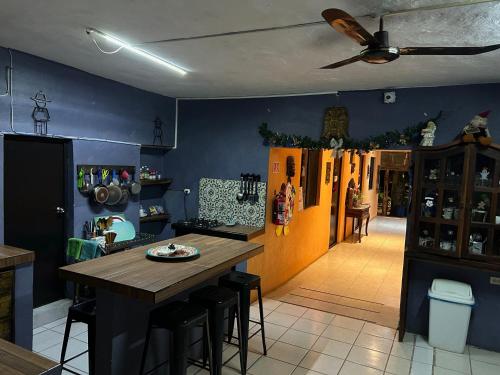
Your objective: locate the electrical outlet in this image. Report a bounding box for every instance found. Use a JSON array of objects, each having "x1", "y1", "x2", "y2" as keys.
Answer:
[
  {"x1": 490, "y1": 277, "x2": 500, "y2": 285},
  {"x1": 183, "y1": 188, "x2": 191, "y2": 195}
]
